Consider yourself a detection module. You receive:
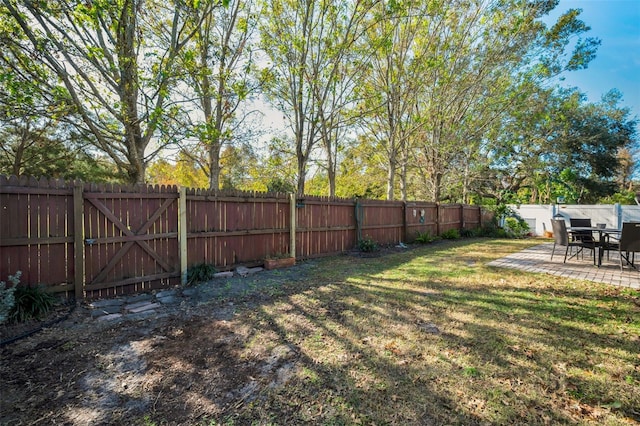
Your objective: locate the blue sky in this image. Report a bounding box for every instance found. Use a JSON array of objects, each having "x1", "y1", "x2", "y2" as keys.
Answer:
[{"x1": 548, "y1": 0, "x2": 640, "y2": 120}]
